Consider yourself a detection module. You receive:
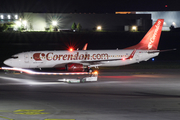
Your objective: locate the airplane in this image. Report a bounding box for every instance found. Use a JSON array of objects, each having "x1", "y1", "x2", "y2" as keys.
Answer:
[{"x1": 3, "y1": 19, "x2": 174, "y2": 72}]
